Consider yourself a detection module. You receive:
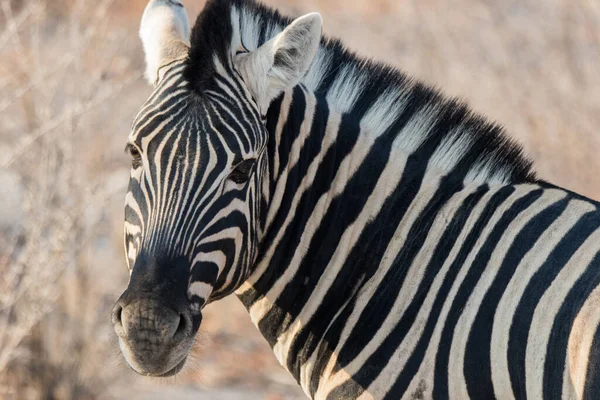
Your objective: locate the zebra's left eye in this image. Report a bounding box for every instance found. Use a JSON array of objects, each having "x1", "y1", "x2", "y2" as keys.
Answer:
[{"x1": 228, "y1": 159, "x2": 255, "y2": 184}]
